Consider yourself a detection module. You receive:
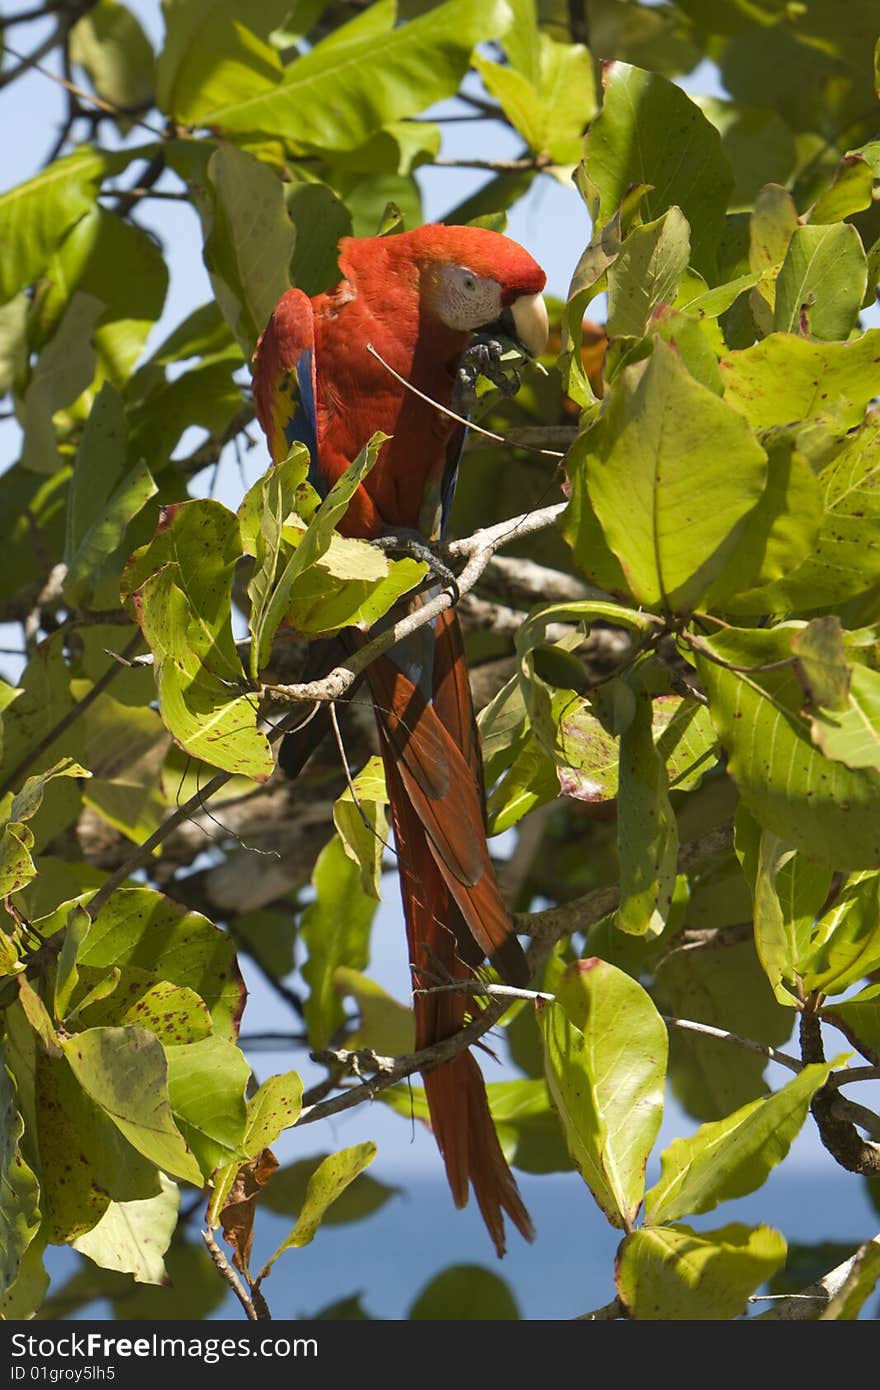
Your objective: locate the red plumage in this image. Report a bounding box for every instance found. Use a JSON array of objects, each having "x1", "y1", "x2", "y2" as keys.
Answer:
[{"x1": 252, "y1": 223, "x2": 546, "y2": 1255}]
